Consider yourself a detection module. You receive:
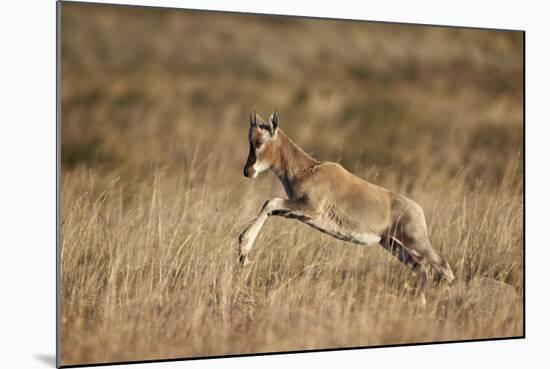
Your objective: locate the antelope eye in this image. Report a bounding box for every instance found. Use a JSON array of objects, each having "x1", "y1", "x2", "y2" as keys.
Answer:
[{"x1": 256, "y1": 139, "x2": 264, "y2": 148}]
